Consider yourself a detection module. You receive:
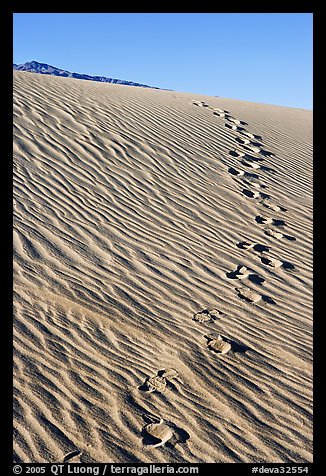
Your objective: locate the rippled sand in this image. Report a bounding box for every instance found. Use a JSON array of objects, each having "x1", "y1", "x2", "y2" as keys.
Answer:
[{"x1": 13, "y1": 71, "x2": 313, "y2": 463}]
